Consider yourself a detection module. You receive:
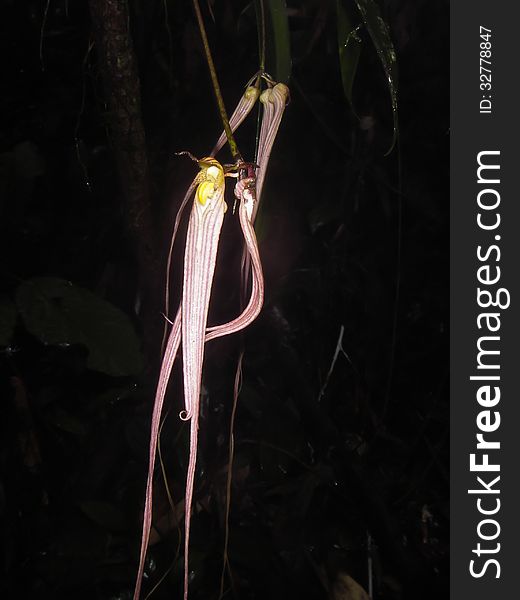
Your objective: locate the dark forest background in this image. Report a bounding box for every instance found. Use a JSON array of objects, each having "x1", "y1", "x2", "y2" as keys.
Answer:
[{"x1": 0, "y1": 1, "x2": 448, "y2": 599}]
